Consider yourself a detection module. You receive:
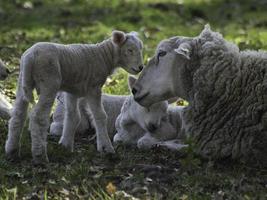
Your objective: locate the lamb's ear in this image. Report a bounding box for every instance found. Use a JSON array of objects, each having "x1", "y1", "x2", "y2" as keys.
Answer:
[
  {"x1": 112, "y1": 30, "x2": 127, "y2": 46},
  {"x1": 128, "y1": 76, "x2": 137, "y2": 90},
  {"x1": 174, "y1": 42, "x2": 192, "y2": 60}
]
